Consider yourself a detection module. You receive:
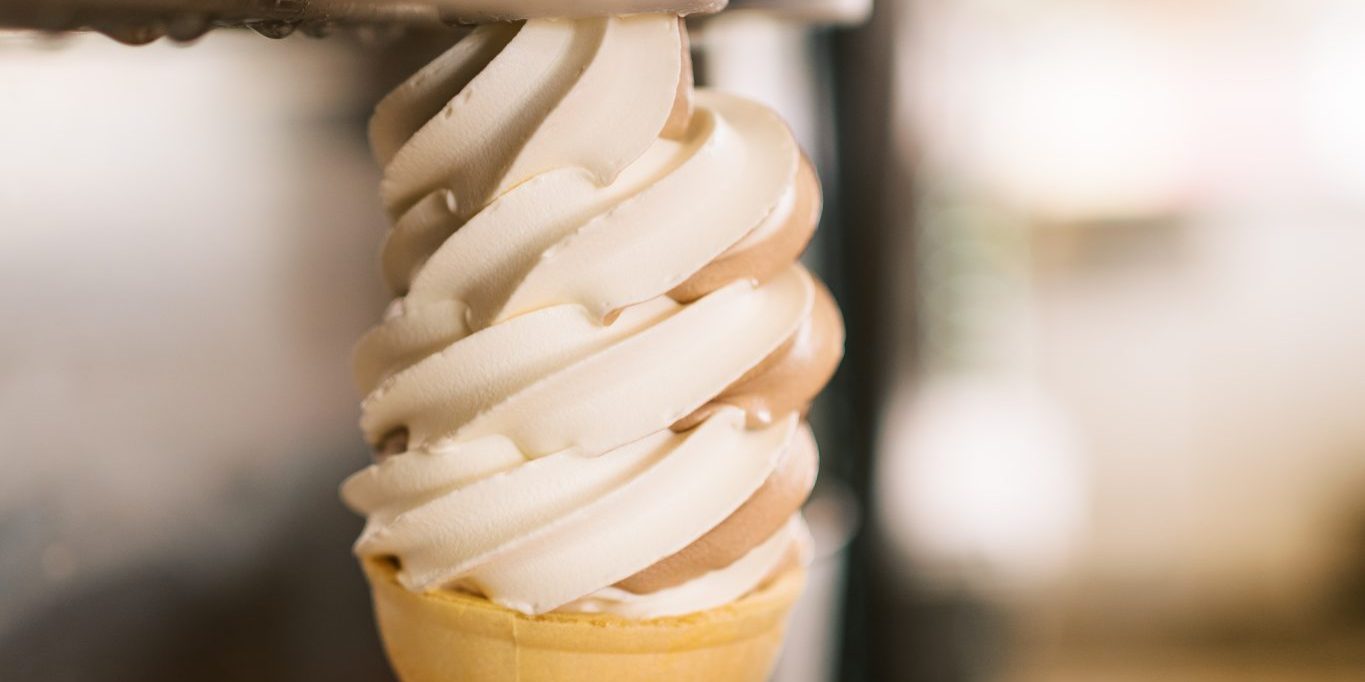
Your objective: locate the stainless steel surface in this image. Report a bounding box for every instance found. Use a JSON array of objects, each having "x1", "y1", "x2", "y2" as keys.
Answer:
[
  {"x1": 0, "y1": 0, "x2": 866, "y2": 42},
  {"x1": 0, "y1": 0, "x2": 734, "y2": 42},
  {"x1": 723, "y1": 0, "x2": 869, "y2": 24},
  {"x1": 0, "y1": 0, "x2": 445, "y2": 42}
]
